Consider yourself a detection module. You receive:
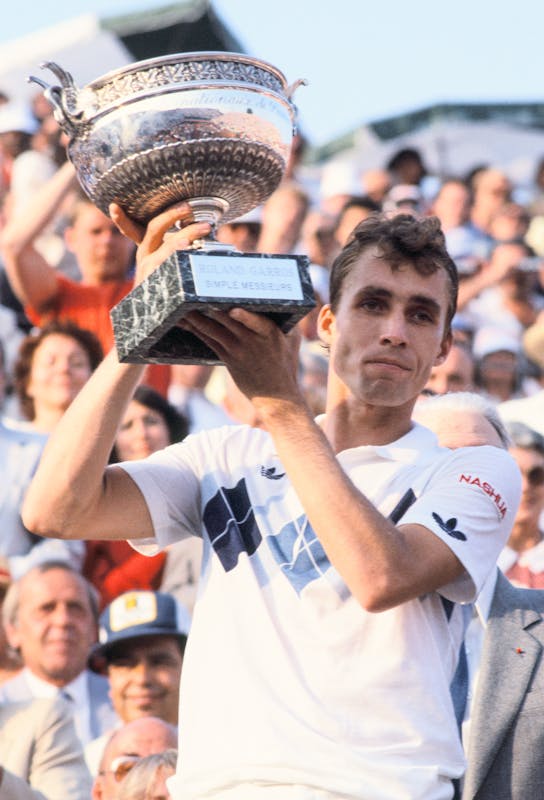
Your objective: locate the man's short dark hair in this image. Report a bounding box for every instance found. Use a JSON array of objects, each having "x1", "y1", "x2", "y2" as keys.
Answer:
[{"x1": 329, "y1": 213, "x2": 459, "y2": 334}]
